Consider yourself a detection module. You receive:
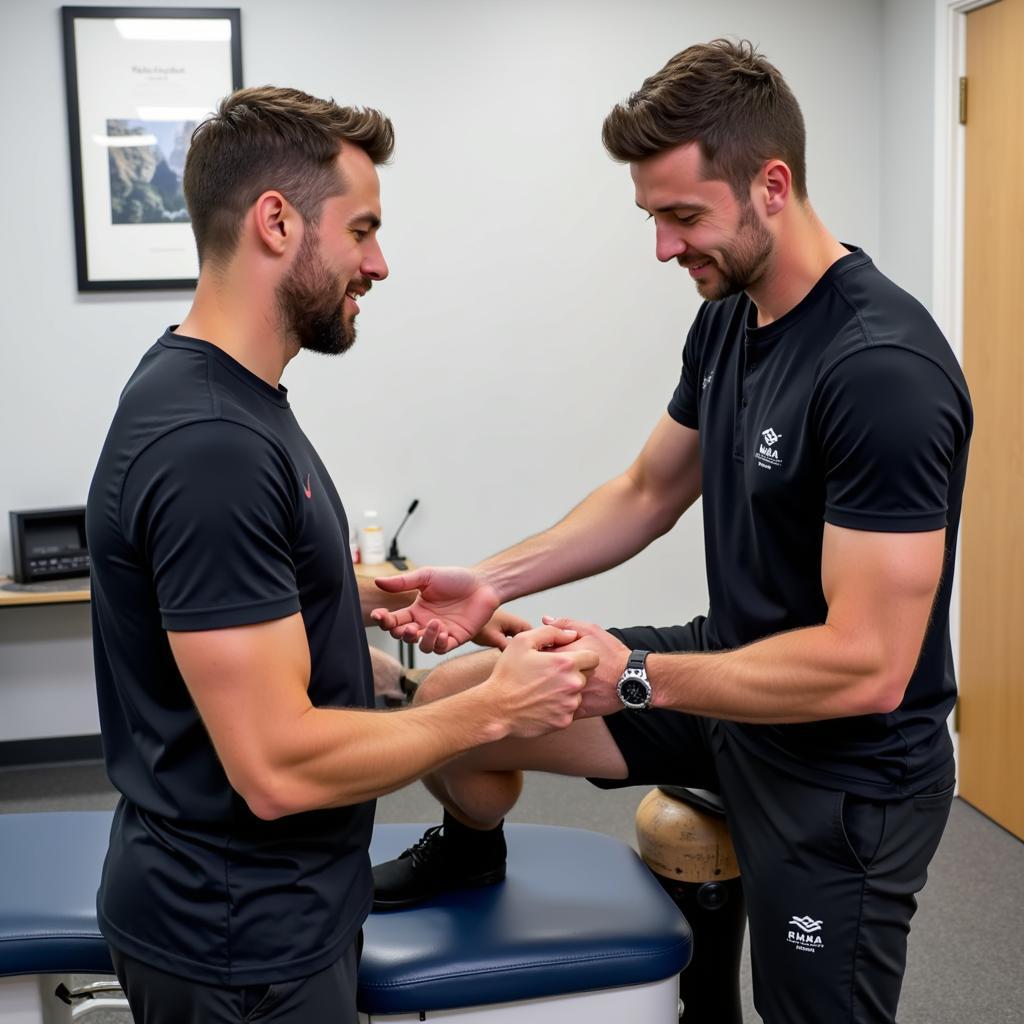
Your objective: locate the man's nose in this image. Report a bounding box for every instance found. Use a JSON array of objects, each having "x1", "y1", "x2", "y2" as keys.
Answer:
[
  {"x1": 655, "y1": 224, "x2": 686, "y2": 264},
  {"x1": 363, "y1": 239, "x2": 389, "y2": 281}
]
